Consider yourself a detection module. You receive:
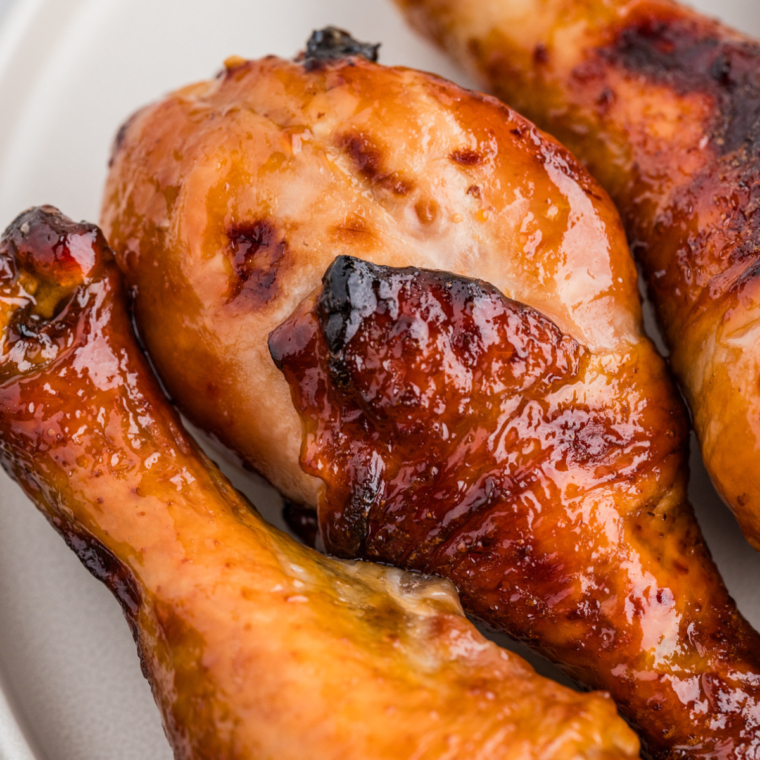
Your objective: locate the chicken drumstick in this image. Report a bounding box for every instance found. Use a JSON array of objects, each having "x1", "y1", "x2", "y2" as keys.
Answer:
[
  {"x1": 273, "y1": 254, "x2": 760, "y2": 759},
  {"x1": 0, "y1": 206, "x2": 638, "y2": 760},
  {"x1": 392, "y1": 0, "x2": 760, "y2": 550}
]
